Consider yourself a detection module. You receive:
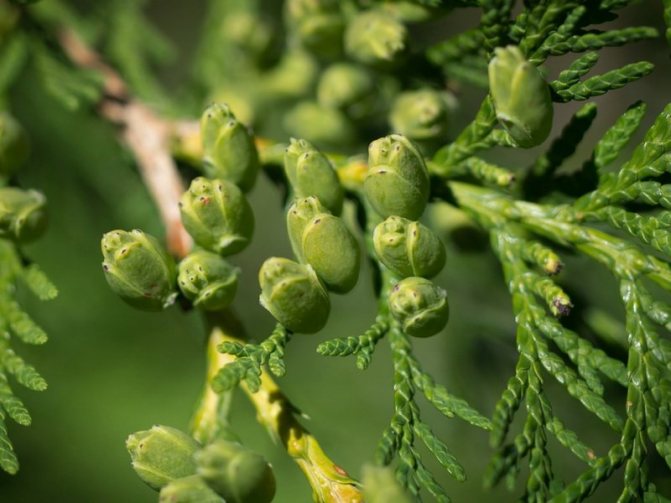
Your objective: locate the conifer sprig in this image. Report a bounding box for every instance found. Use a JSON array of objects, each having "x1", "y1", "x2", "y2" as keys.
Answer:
[
  {"x1": 0, "y1": 240, "x2": 54, "y2": 474},
  {"x1": 376, "y1": 325, "x2": 490, "y2": 502},
  {"x1": 316, "y1": 315, "x2": 389, "y2": 370},
  {"x1": 213, "y1": 323, "x2": 291, "y2": 393}
]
